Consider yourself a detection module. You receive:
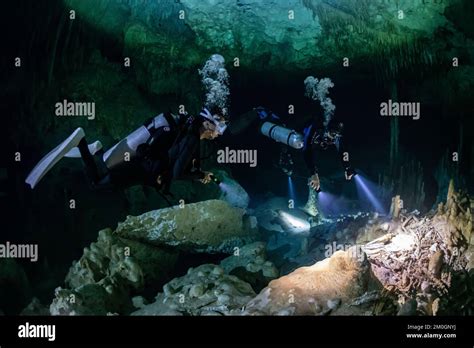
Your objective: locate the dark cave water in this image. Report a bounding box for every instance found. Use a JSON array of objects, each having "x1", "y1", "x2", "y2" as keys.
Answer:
[{"x1": 1, "y1": 0, "x2": 473, "y2": 316}]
